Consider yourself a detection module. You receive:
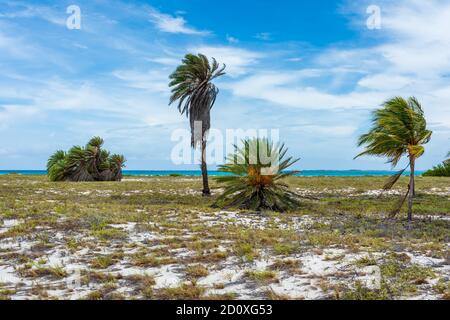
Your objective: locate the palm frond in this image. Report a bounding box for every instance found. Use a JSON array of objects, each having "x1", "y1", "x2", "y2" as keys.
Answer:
[
  {"x1": 383, "y1": 166, "x2": 408, "y2": 190},
  {"x1": 389, "y1": 189, "x2": 410, "y2": 218},
  {"x1": 47, "y1": 150, "x2": 66, "y2": 172},
  {"x1": 87, "y1": 136, "x2": 104, "y2": 148}
]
